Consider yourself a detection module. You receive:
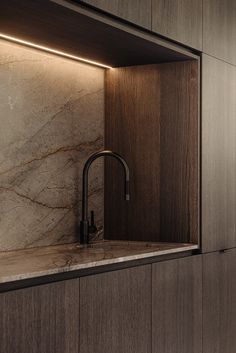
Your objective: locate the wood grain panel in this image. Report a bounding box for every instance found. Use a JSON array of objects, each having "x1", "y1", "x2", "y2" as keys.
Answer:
[
  {"x1": 203, "y1": 250, "x2": 236, "y2": 353},
  {"x1": 0, "y1": 279, "x2": 80, "y2": 353},
  {"x1": 152, "y1": 255, "x2": 202, "y2": 353},
  {"x1": 159, "y1": 61, "x2": 199, "y2": 243},
  {"x1": 79, "y1": 0, "x2": 151, "y2": 29},
  {"x1": 105, "y1": 65, "x2": 161, "y2": 241},
  {"x1": 202, "y1": 55, "x2": 236, "y2": 252},
  {"x1": 152, "y1": 0, "x2": 202, "y2": 50},
  {"x1": 80, "y1": 265, "x2": 151, "y2": 353},
  {"x1": 105, "y1": 61, "x2": 199, "y2": 244},
  {"x1": 203, "y1": 0, "x2": 236, "y2": 65}
]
